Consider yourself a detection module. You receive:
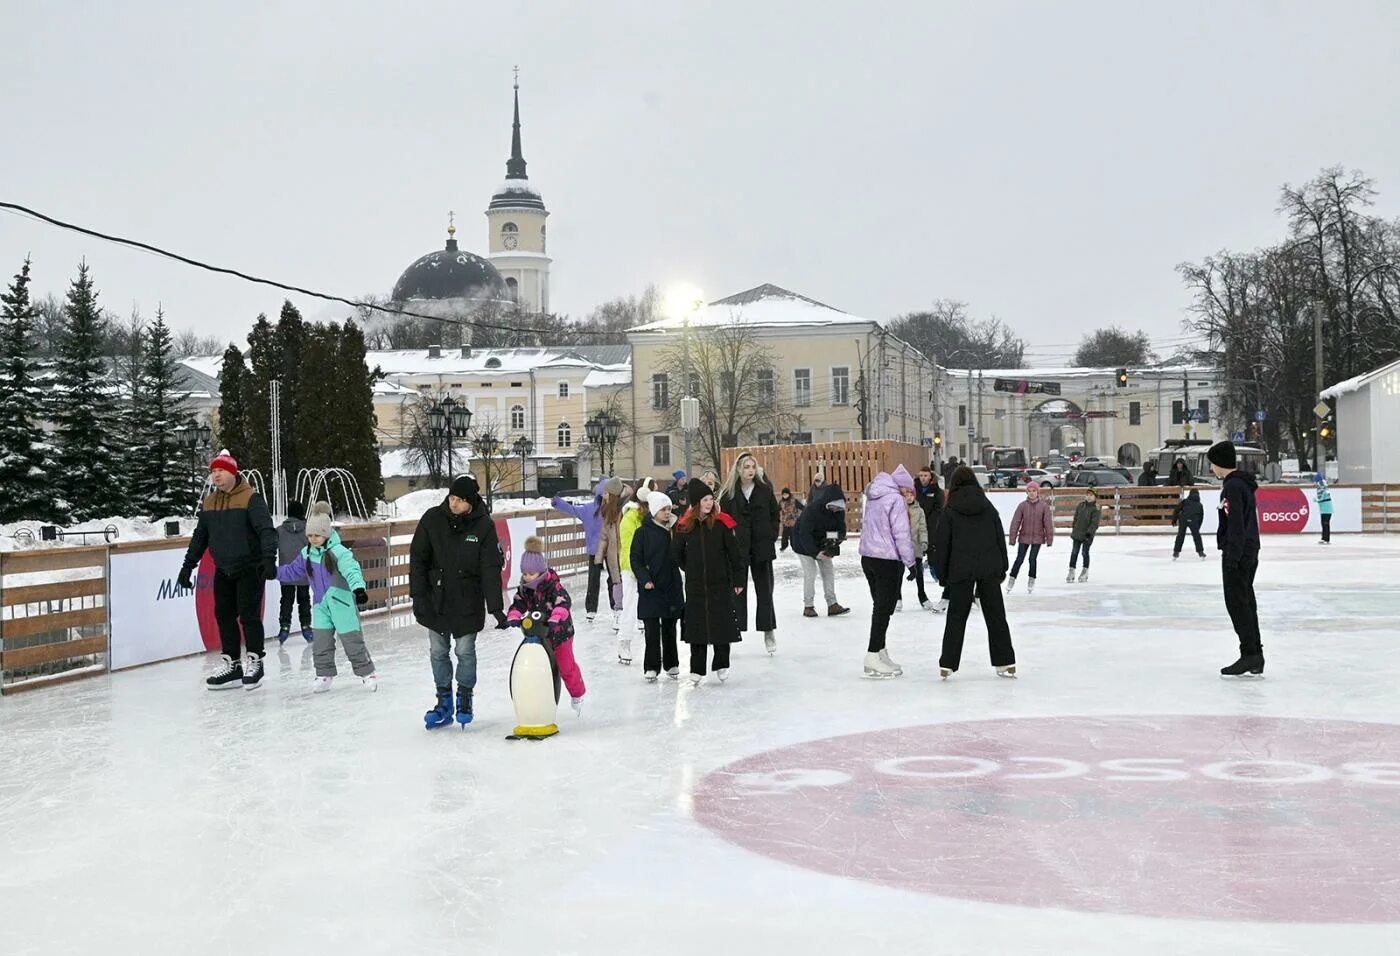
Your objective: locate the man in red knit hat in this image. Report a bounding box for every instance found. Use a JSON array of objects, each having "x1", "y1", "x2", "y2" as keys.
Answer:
[{"x1": 178, "y1": 450, "x2": 278, "y2": 689}]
